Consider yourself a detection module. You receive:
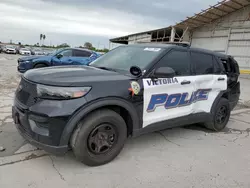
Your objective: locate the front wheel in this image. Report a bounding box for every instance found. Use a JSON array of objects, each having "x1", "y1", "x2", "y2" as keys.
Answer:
[
  {"x1": 71, "y1": 109, "x2": 127, "y2": 166},
  {"x1": 203, "y1": 98, "x2": 230, "y2": 131},
  {"x1": 34, "y1": 64, "x2": 47, "y2": 69}
]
